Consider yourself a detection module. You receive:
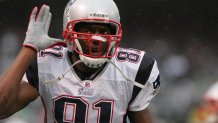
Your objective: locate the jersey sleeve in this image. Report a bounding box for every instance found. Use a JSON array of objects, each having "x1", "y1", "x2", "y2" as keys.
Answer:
[
  {"x1": 128, "y1": 54, "x2": 160, "y2": 111},
  {"x1": 22, "y1": 56, "x2": 39, "y2": 90}
]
